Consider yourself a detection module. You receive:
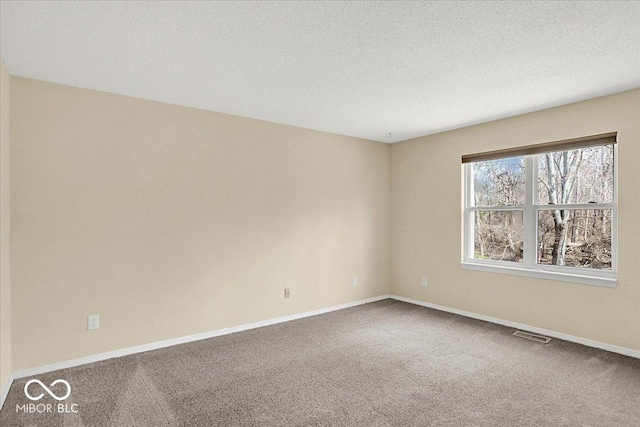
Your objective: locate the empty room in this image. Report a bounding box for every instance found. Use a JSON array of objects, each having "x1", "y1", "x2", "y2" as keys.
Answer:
[{"x1": 0, "y1": 1, "x2": 639, "y2": 426}]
